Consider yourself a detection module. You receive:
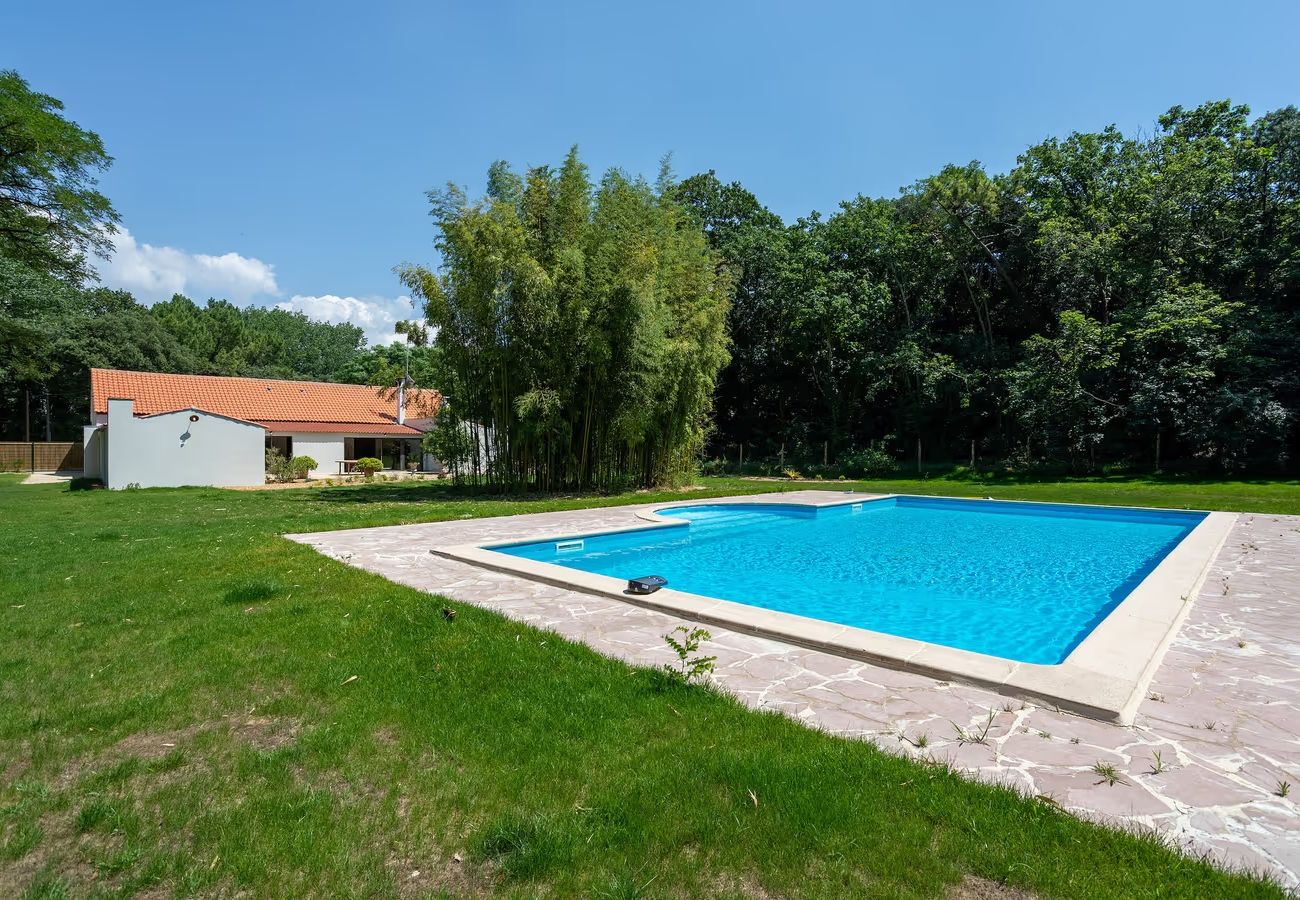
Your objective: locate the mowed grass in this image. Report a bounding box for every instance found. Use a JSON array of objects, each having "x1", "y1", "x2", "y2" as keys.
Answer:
[{"x1": 0, "y1": 474, "x2": 1295, "y2": 898}]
